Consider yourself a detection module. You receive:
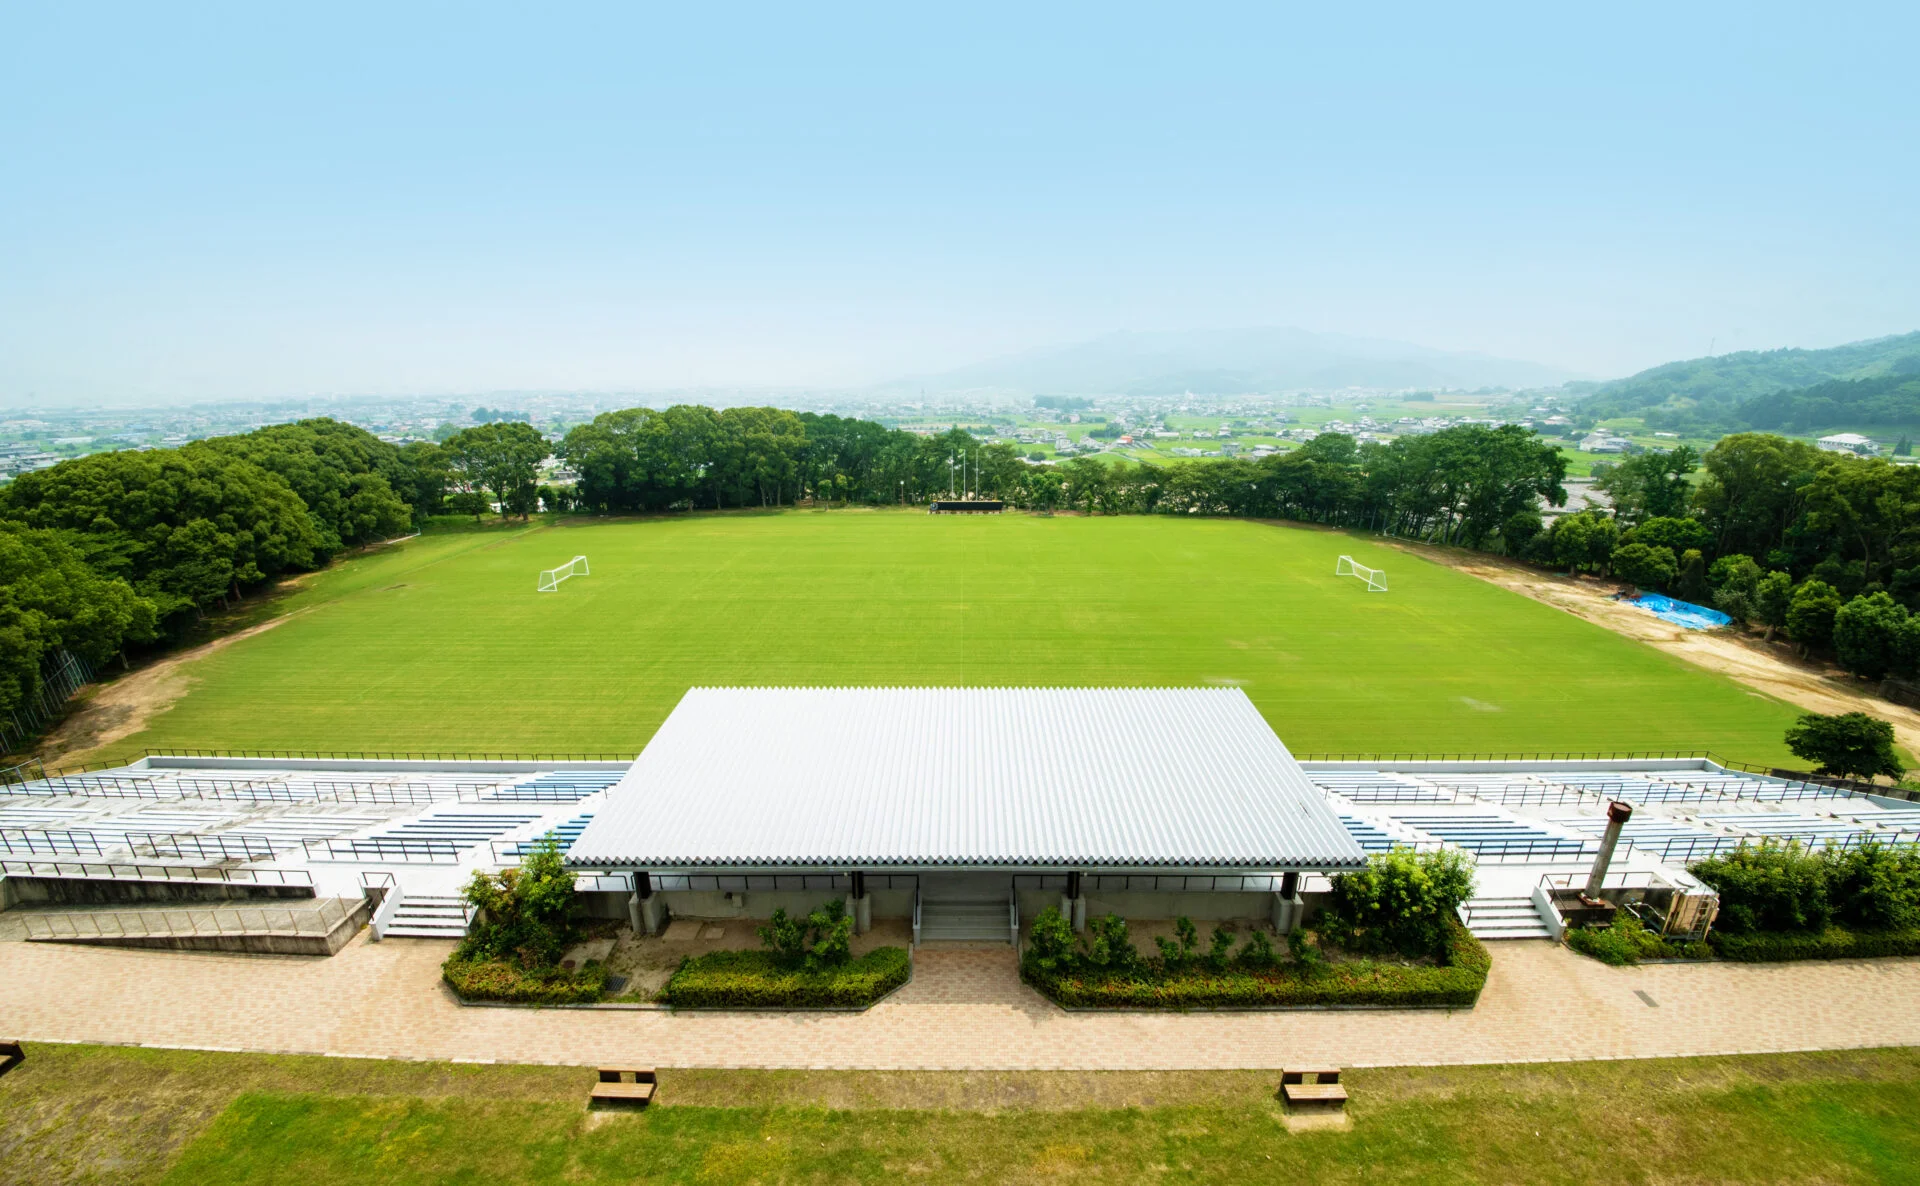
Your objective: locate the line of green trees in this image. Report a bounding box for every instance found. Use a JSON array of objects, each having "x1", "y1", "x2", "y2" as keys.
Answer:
[{"x1": 0, "y1": 419, "x2": 466, "y2": 721}]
